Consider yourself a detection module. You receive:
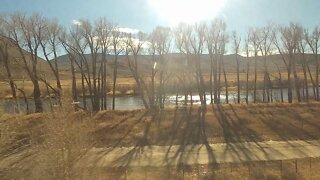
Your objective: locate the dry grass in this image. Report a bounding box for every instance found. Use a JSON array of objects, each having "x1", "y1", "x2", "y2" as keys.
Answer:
[
  {"x1": 1, "y1": 103, "x2": 320, "y2": 179},
  {"x1": 0, "y1": 77, "x2": 139, "y2": 98},
  {"x1": 93, "y1": 103, "x2": 320, "y2": 147},
  {"x1": 0, "y1": 102, "x2": 95, "y2": 179}
]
